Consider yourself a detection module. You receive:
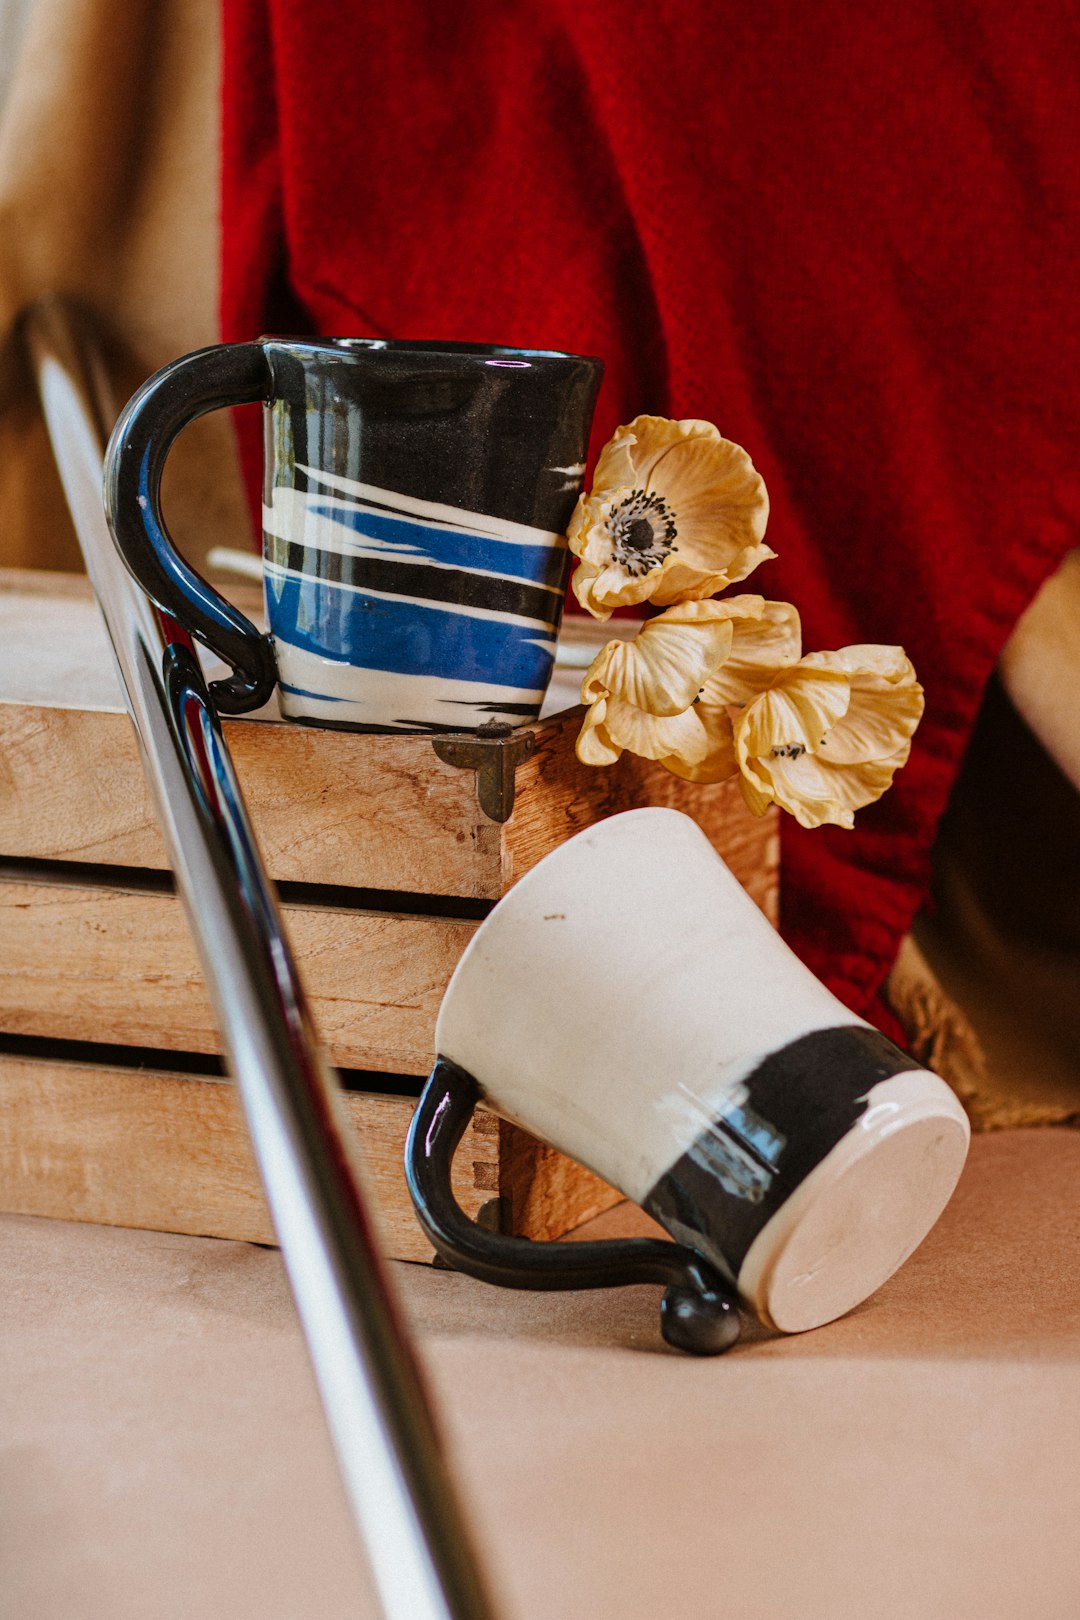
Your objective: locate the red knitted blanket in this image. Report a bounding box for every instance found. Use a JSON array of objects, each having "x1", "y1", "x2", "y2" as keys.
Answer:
[{"x1": 220, "y1": 2, "x2": 1080, "y2": 1030}]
